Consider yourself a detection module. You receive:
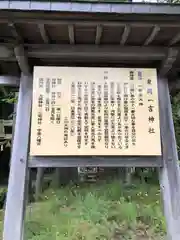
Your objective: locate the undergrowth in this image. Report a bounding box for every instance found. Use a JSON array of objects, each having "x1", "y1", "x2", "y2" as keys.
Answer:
[{"x1": 22, "y1": 180, "x2": 165, "y2": 240}]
